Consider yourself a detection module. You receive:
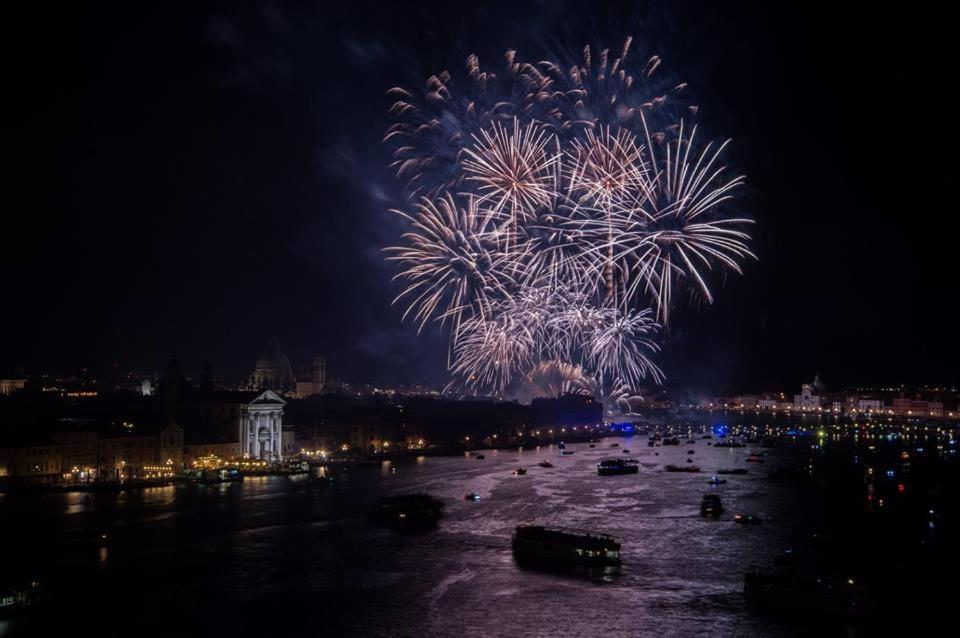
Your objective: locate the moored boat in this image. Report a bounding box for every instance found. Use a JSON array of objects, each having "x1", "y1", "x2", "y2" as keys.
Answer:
[{"x1": 0, "y1": 581, "x2": 42, "y2": 619}]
